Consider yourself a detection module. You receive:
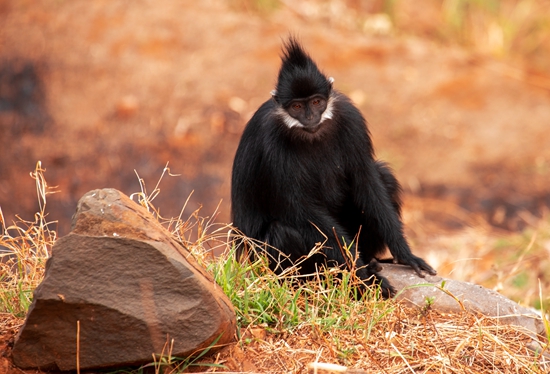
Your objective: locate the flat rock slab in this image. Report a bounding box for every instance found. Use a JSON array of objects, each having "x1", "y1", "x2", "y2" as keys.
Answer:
[
  {"x1": 380, "y1": 264, "x2": 545, "y2": 337},
  {"x1": 12, "y1": 189, "x2": 236, "y2": 371}
]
